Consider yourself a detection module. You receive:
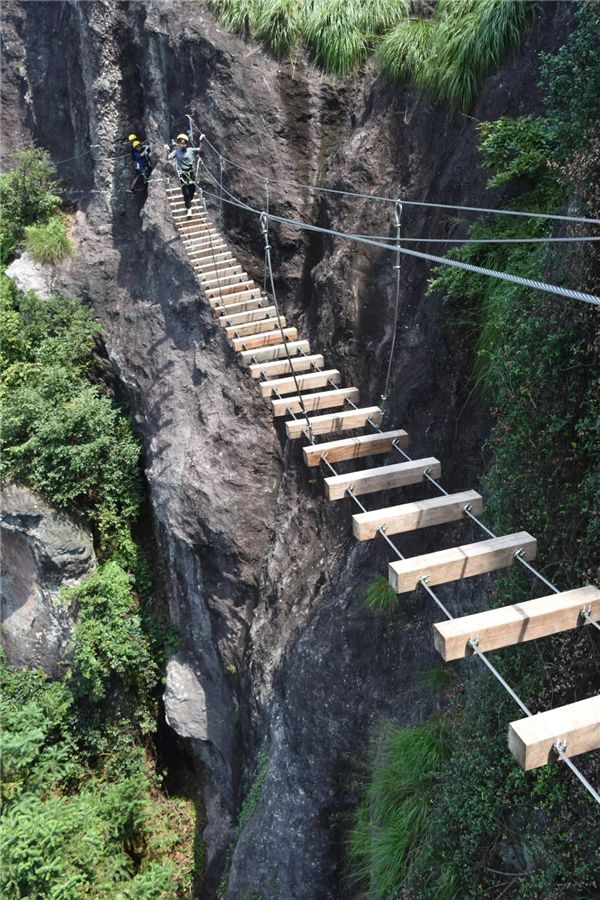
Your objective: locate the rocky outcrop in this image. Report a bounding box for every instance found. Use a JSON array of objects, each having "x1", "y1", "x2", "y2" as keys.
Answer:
[
  {"x1": 0, "y1": 1, "x2": 575, "y2": 895},
  {"x1": 1, "y1": 483, "x2": 95, "y2": 676}
]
